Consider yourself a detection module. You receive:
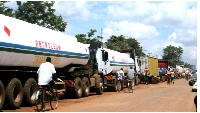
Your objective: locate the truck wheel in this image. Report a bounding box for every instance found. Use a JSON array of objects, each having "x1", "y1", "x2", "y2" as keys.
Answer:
[
  {"x1": 0, "y1": 80, "x2": 5, "y2": 110},
  {"x1": 5, "y1": 78, "x2": 23, "y2": 109},
  {"x1": 96, "y1": 78, "x2": 103, "y2": 95},
  {"x1": 136, "y1": 76, "x2": 139, "y2": 85},
  {"x1": 151, "y1": 77, "x2": 155, "y2": 84},
  {"x1": 156, "y1": 78, "x2": 159, "y2": 84},
  {"x1": 162, "y1": 76, "x2": 165, "y2": 82},
  {"x1": 112, "y1": 79, "x2": 118, "y2": 92},
  {"x1": 23, "y1": 78, "x2": 37, "y2": 106},
  {"x1": 138, "y1": 77, "x2": 141, "y2": 84},
  {"x1": 74, "y1": 77, "x2": 82, "y2": 98},
  {"x1": 82, "y1": 77, "x2": 90, "y2": 97}
]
